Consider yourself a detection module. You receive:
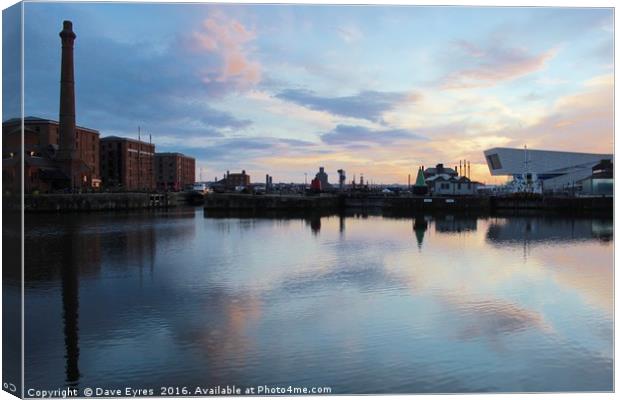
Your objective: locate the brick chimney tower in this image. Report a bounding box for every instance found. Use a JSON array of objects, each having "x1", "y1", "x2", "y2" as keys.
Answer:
[{"x1": 58, "y1": 20, "x2": 77, "y2": 186}]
